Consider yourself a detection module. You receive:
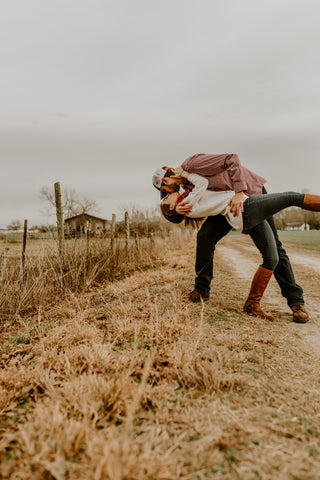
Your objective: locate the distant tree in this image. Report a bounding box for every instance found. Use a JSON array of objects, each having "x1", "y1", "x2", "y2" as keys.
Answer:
[
  {"x1": 286, "y1": 207, "x2": 304, "y2": 225},
  {"x1": 40, "y1": 185, "x2": 100, "y2": 218},
  {"x1": 77, "y1": 196, "x2": 100, "y2": 215},
  {"x1": 302, "y1": 210, "x2": 320, "y2": 230},
  {"x1": 117, "y1": 204, "x2": 174, "y2": 236},
  {"x1": 38, "y1": 225, "x2": 50, "y2": 233},
  {"x1": 274, "y1": 210, "x2": 287, "y2": 230},
  {"x1": 7, "y1": 219, "x2": 22, "y2": 231},
  {"x1": 30, "y1": 224, "x2": 54, "y2": 233}
]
